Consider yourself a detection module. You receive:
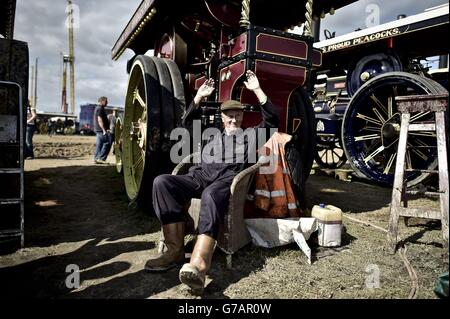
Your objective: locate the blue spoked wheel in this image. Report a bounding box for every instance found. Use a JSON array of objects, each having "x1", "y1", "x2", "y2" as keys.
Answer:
[
  {"x1": 347, "y1": 52, "x2": 402, "y2": 96},
  {"x1": 342, "y1": 72, "x2": 446, "y2": 186}
]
